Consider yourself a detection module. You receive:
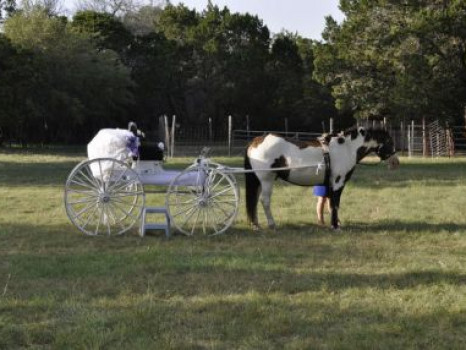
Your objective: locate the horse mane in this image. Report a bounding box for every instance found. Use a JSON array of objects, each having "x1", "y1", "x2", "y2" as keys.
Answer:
[
  {"x1": 320, "y1": 126, "x2": 360, "y2": 143},
  {"x1": 331, "y1": 125, "x2": 389, "y2": 142}
]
